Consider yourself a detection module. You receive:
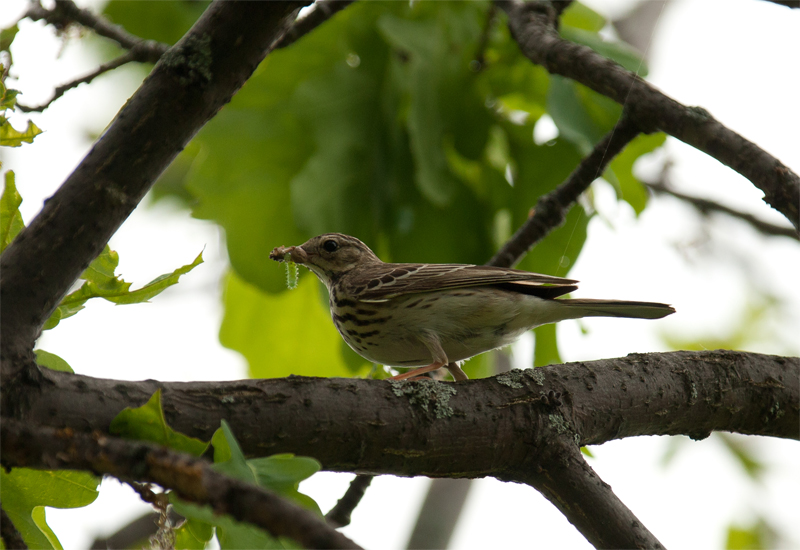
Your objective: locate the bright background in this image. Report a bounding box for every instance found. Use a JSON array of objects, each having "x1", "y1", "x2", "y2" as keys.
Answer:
[{"x1": 2, "y1": 0, "x2": 798, "y2": 548}]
